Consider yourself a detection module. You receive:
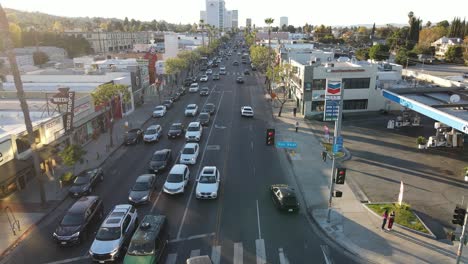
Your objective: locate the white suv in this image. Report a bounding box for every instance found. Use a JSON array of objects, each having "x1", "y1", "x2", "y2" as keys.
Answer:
[
  {"x1": 180, "y1": 143, "x2": 200, "y2": 165},
  {"x1": 89, "y1": 204, "x2": 138, "y2": 262},
  {"x1": 196, "y1": 166, "x2": 220, "y2": 199},
  {"x1": 189, "y1": 83, "x2": 200, "y2": 93},
  {"x1": 185, "y1": 121, "x2": 202, "y2": 142},
  {"x1": 185, "y1": 104, "x2": 199, "y2": 117},
  {"x1": 163, "y1": 164, "x2": 190, "y2": 195},
  {"x1": 143, "y1": 125, "x2": 162, "y2": 143}
]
